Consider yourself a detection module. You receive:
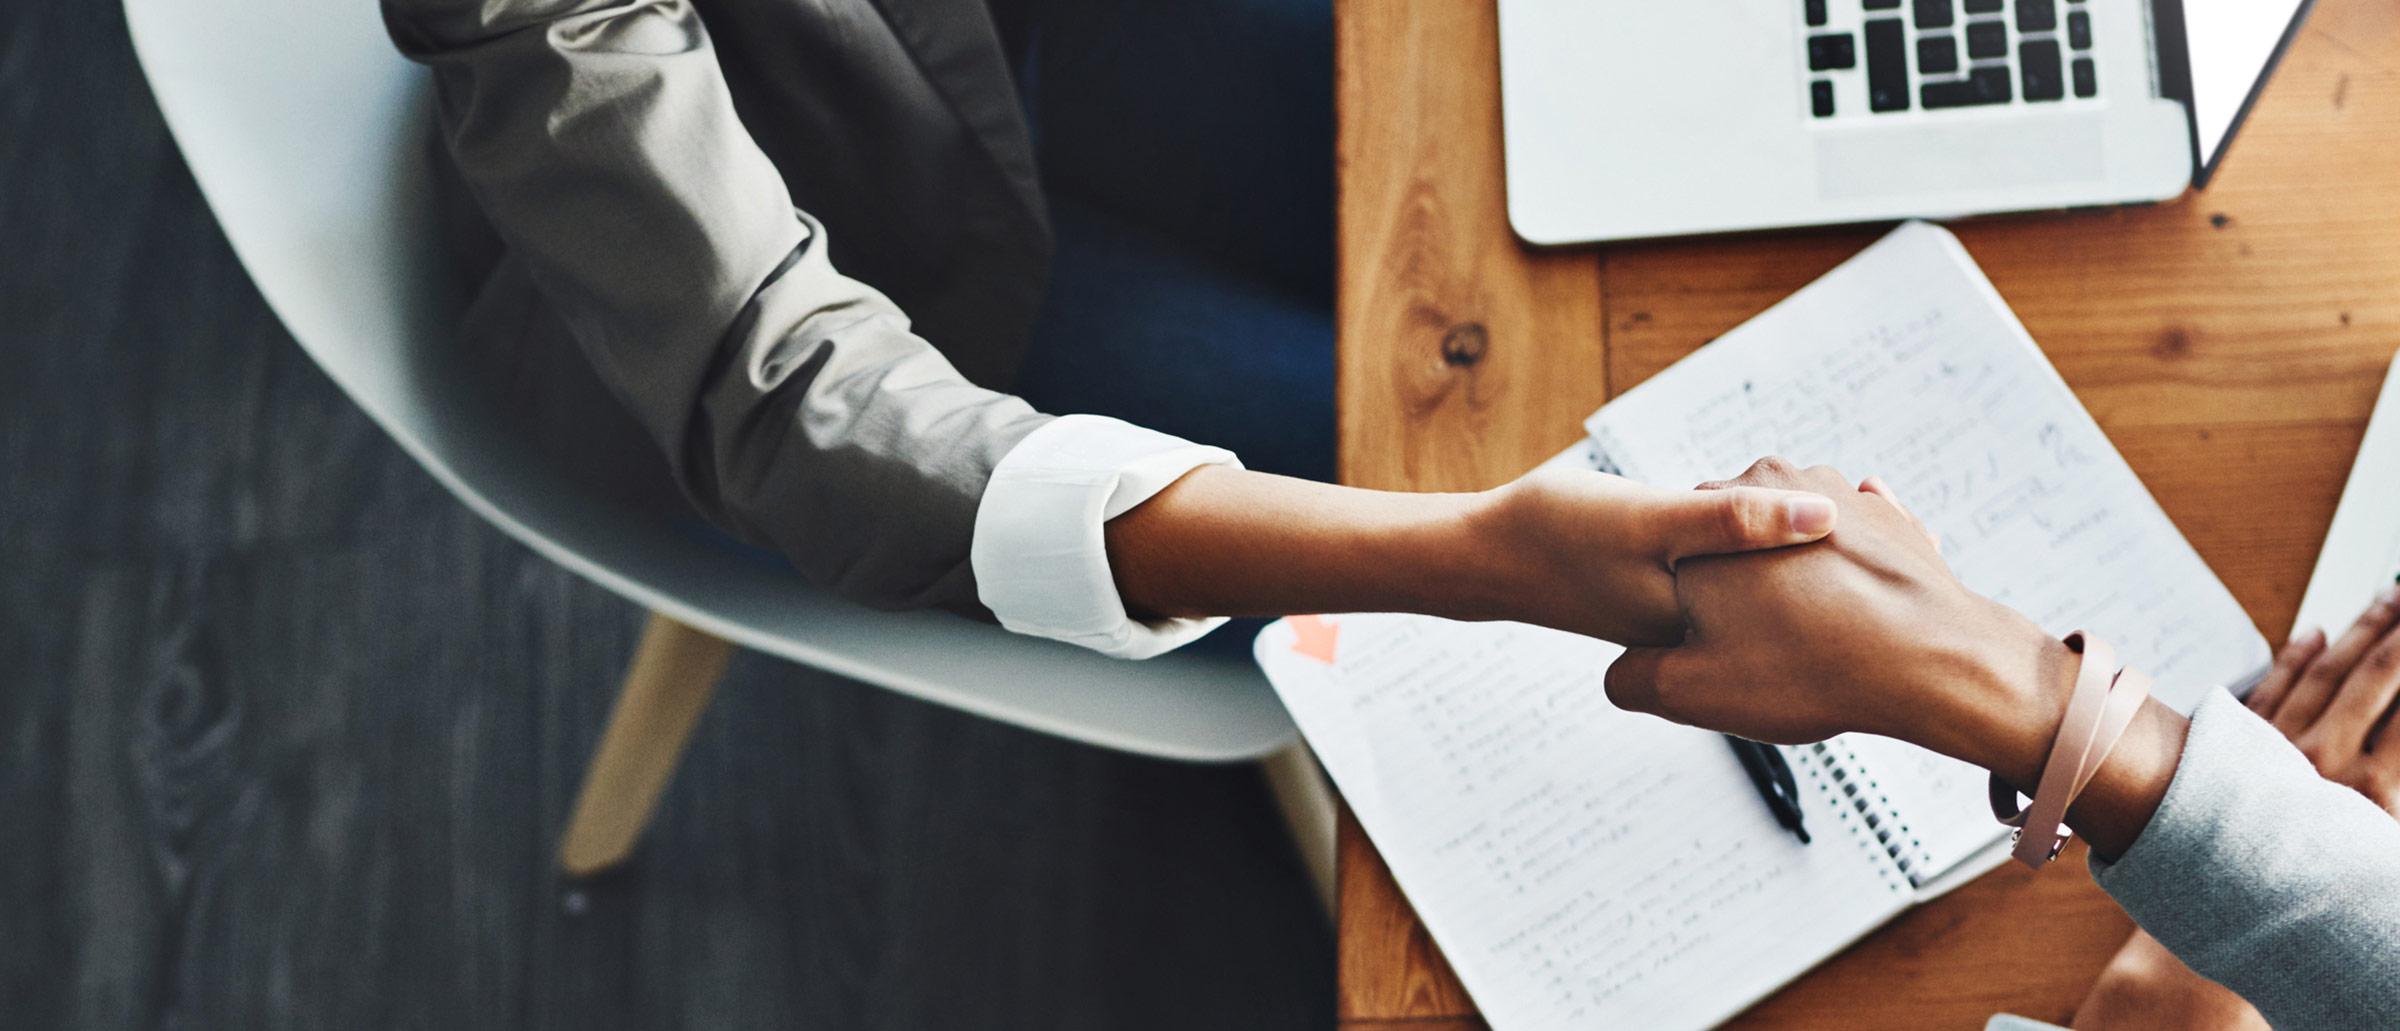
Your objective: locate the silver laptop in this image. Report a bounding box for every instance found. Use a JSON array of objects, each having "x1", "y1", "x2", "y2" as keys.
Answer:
[{"x1": 1498, "y1": 0, "x2": 2316, "y2": 245}]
